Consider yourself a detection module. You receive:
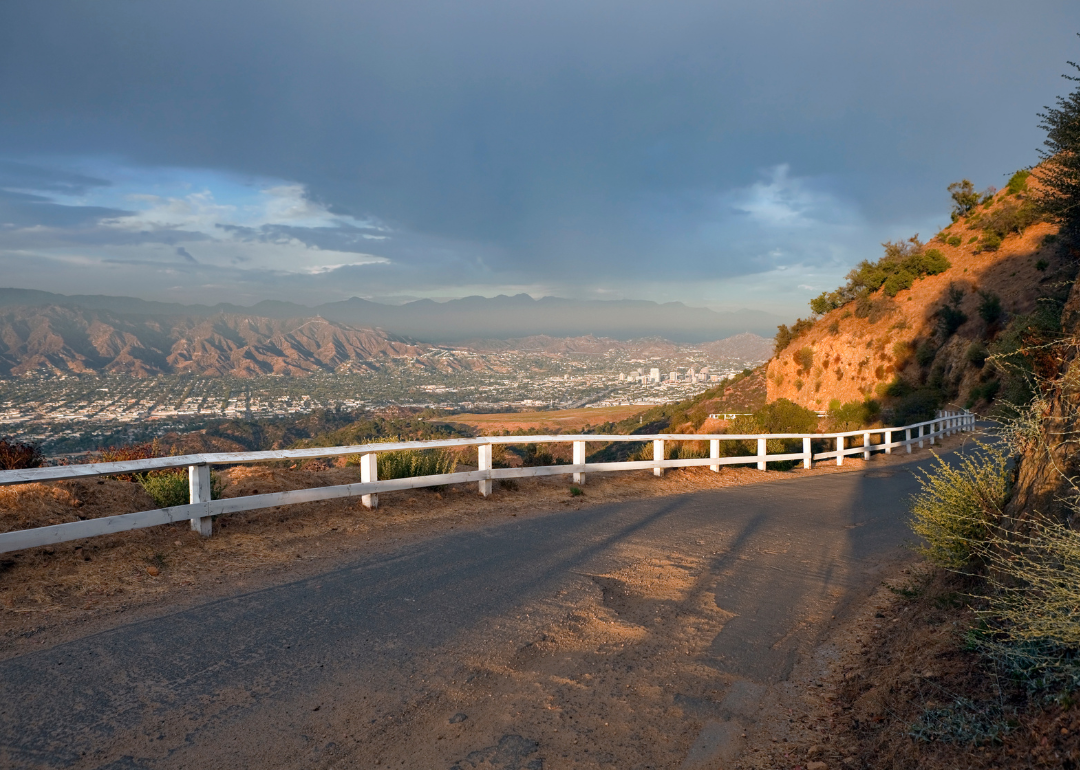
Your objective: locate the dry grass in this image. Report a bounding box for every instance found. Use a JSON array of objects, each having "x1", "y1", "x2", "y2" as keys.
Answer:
[{"x1": 433, "y1": 405, "x2": 649, "y2": 433}]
